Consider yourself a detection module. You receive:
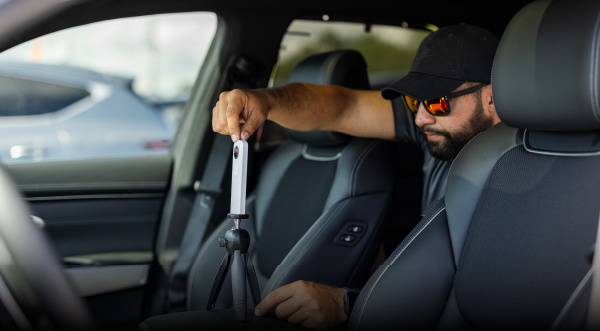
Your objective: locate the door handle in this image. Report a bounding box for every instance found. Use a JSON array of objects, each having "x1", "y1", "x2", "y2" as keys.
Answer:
[{"x1": 30, "y1": 215, "x2": 45, "y2": 228}]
